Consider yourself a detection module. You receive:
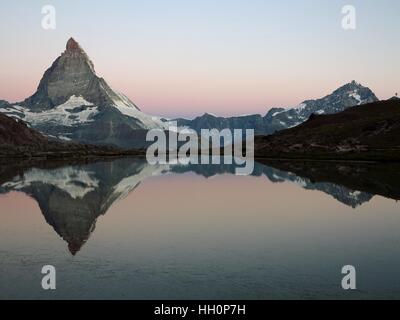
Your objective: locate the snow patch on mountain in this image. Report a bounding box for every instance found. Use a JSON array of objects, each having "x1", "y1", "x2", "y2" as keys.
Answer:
[
  {"x1": 294, "y1": 103, "x2": 307, "y2": 111},
  {"x1": 108, "y1": 89, "x2": 165, "y2": 129},
  {"x1": 0, "y1": 95, "x2": 99, "y2": 127},
  {"x1": 271, "y1": 110, "x2": 285, "y2": 117},
  {"x1": 111, "y1": 163, "x2": 169, "y2": 202},
  {"x1": 112, "y1": 99, "x2": 165, "y2": 129},
  {"x1": 349, "y1": 91, "x2": 362, "y2": 105}
]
